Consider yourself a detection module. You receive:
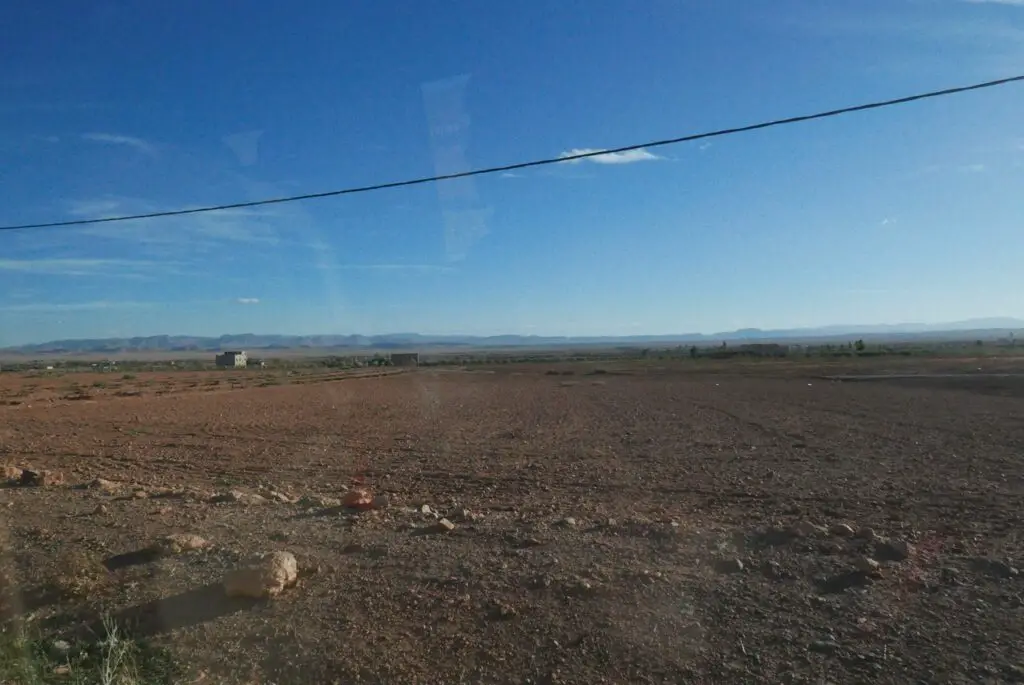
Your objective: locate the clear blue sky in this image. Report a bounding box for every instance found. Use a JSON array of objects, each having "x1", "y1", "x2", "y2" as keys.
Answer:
[{"x1": 2, "y1": 0, "x2": 1022, "y2": 345}]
